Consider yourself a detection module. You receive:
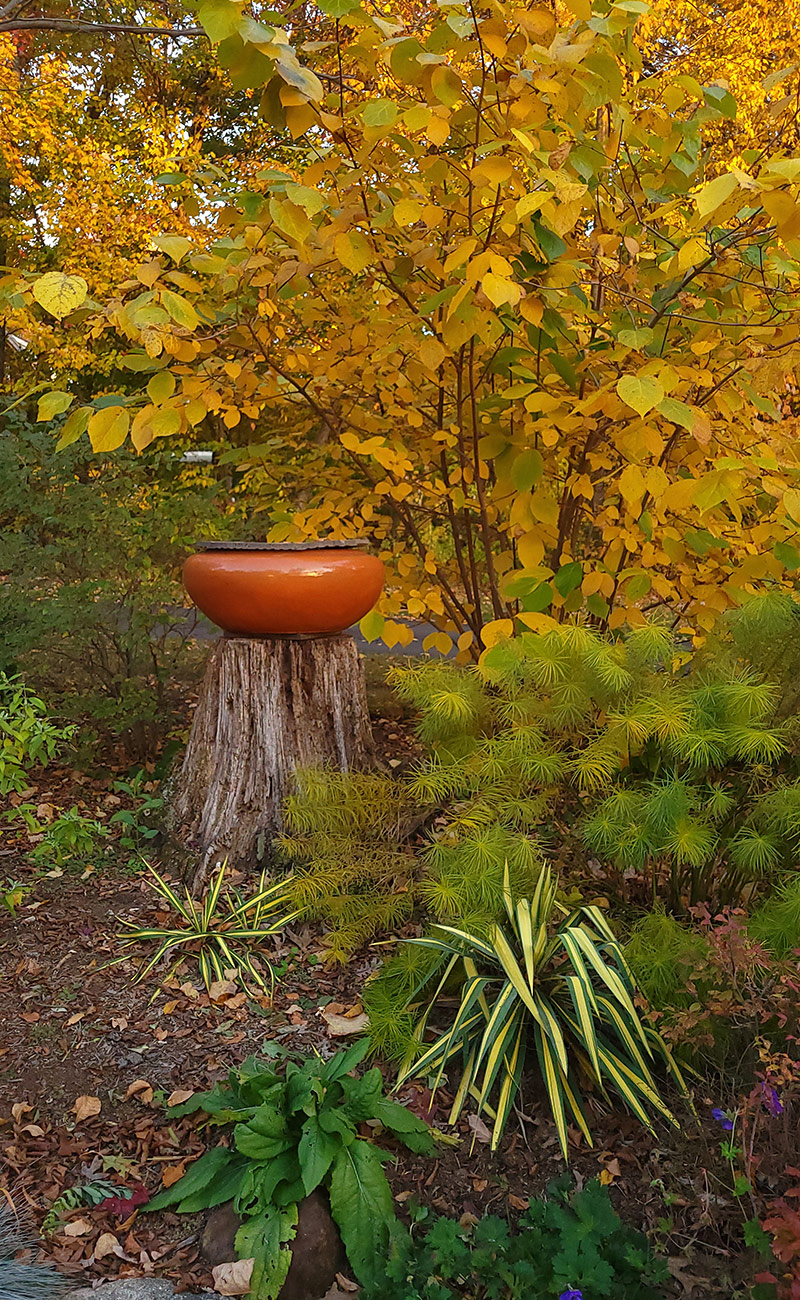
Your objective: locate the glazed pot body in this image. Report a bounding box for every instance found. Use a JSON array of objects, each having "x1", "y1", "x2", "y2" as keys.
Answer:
[{"x1": 183, "y1": 548, "x2": 385, "y2": 637}]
